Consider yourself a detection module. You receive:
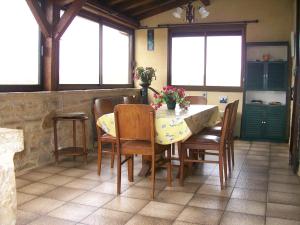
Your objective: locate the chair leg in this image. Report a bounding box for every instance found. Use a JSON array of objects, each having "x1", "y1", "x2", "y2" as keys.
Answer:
[
  {"x1": 167, "y1": 148, "x2": 172, "y2": 187},
  {"x1": 179, "y1": 145, "x2": 185, "y2": 186},
  {"x1": 227, "y1": 142, "x2": 232, "y2": 176},
  {"x1": 231, "y1": 139, "x2": 235, "y2": 167},
  {"x1": 117, "y1": 152, "x2": 122, "y2": 195},
  {"x1": 127, "y1": 155, "x2": 134, "y2": 182},
  {"x1": 219, "y1": 153, "x2": 224, "y2": 189},
  {"x1": 151, "y1": 154, "x2": 156, "y2": 199},
  {"x1": 223, "y1": 146, "x2": 228, "y2": 181},
  {"x1": 171, "y1": 143, "x2": 175, "y2": 155},
  {"x1": 97, "y1": 141, "x2": 102, "y2": 176},
  {"x1": 111, "y1": 143, "x2": 115, "y2": 168}
]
